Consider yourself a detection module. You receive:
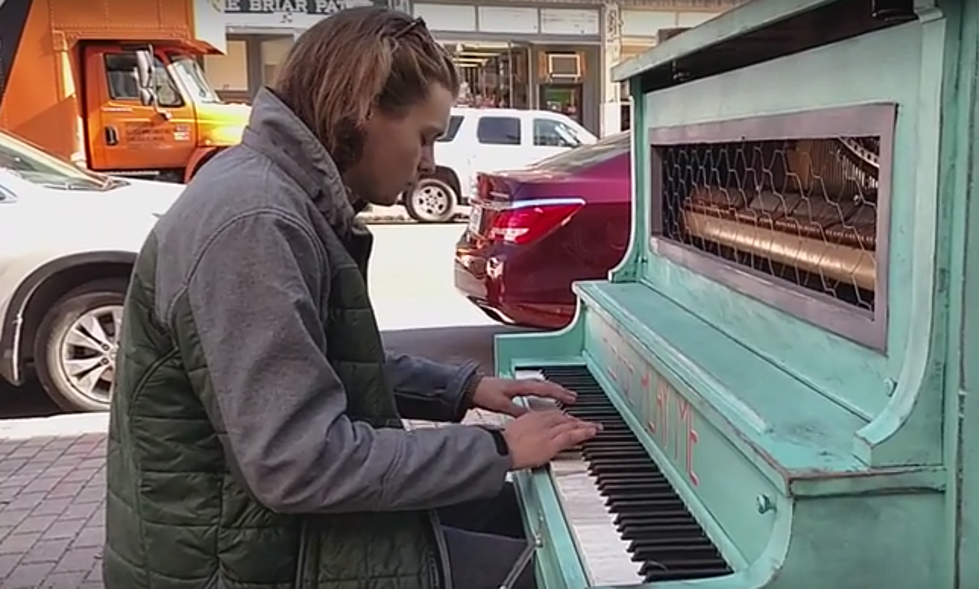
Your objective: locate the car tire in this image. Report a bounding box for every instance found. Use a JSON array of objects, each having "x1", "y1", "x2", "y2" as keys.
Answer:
[
  {"x1": 34, "y1": 278, "x2": 128, "y2": 413},
  {"x1": 405, "y1": 178, "x2": 457, "y2": 223}
]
